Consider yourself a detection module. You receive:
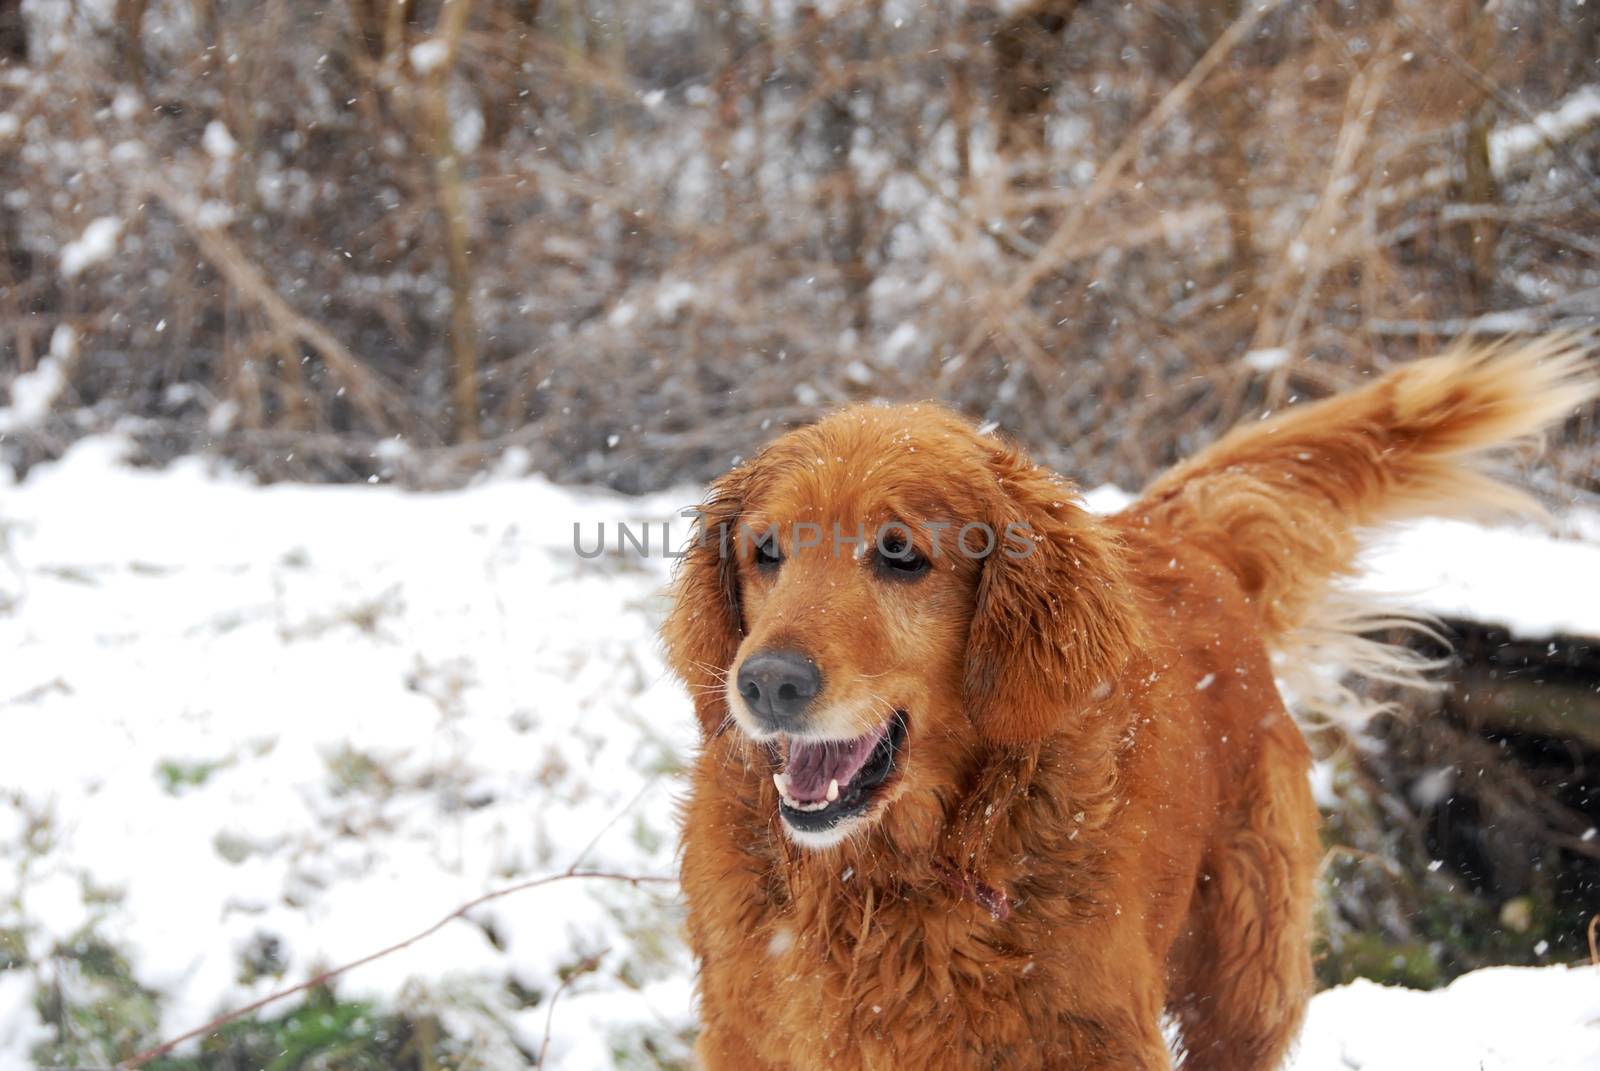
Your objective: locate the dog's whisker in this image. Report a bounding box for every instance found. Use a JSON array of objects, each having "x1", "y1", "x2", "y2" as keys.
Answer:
[{"x1": 687, "y1": 659, "x2": 731, "y2": 681}]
